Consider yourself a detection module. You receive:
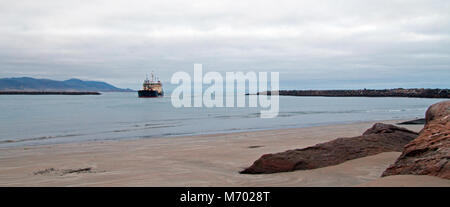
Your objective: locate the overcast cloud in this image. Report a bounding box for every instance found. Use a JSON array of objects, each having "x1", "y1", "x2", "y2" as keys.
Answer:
[{"x1": 0, "y1": 0, "x2": 449, "y2": 89}]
